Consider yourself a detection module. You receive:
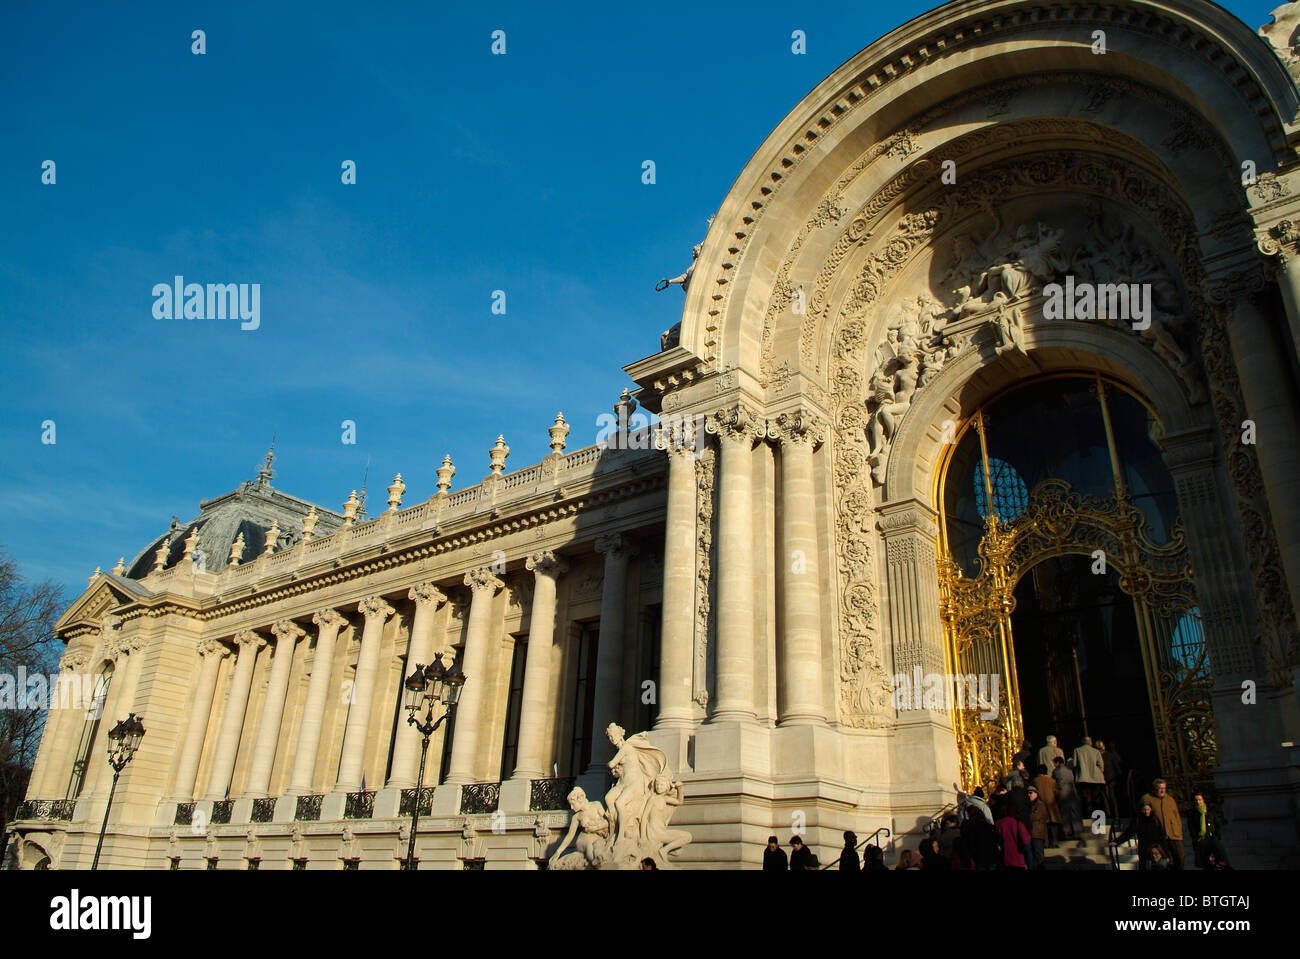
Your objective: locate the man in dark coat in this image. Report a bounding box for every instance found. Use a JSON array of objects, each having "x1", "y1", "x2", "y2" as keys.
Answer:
[
  {"x1": 961, "y1": 805, "x2": 999, "y2": 870},
  {"x1": 1052, "y1": 756, "x2": 1080, "y2": 839},
  {"x1": 789, "y1": 836, "x2": 814, "y2": 871},
  {"x1": 1098, "y1": 739, "x2": 1124, "y2": 818},
  {"x1": 763, "y1": 835, "x2": 788, "y2": 871},
  {"x1": 1190, "y1": 794, "x2": 1224, "y2": 869},
  {"x1": 838, "y1": 831, "x2": 860, "y2": 871}
]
